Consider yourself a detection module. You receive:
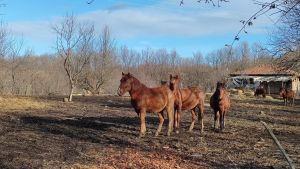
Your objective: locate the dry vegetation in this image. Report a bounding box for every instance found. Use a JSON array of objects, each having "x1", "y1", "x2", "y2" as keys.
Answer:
[
  {"x1": 0, "y1": 96, "x2": 50, "y2": 110},
  {"x1": 0, "y1": 94, "x2": 299, "y2": 169}
]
